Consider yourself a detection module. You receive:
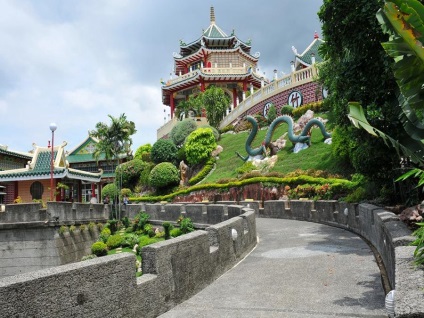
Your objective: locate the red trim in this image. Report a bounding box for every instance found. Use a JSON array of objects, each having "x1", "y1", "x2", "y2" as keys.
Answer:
[{"x1": 232, "y1": 88, "x2": 237, "y2": 108}]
